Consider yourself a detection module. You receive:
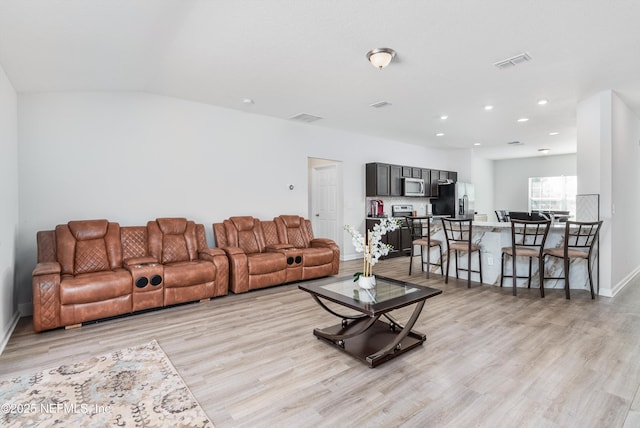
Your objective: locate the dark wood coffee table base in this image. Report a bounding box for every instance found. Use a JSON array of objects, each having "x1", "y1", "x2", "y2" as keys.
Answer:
[
  {"x1": 314, "y1": 318, "x2": 426, "y2": 368},
  {"x1": 312, "y1": 299, "x2": 427, "y2": 368},
  {"x1": 300, "y1": 276, "x2": 441, "y2": 368}
]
